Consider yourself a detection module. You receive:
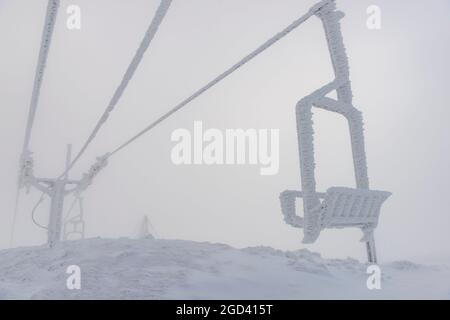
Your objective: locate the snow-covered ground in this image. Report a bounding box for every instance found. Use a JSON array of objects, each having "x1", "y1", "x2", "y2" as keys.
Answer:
[{"x1": 0, "y1": 238, "x2": 449, "y2": 299}]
